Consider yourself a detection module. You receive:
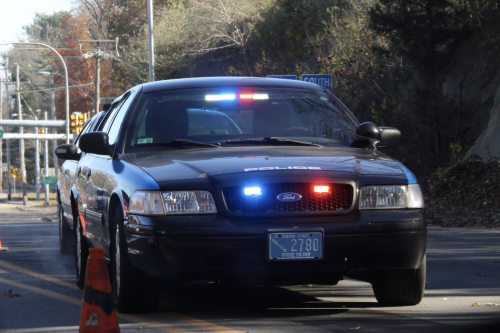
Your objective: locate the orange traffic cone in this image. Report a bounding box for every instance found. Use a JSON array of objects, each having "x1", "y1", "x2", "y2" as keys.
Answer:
[
  {"x1": 0, "y1": 239, "x2": 8, "y2": 252},
  {"x1": 79, "y1": 248, "x2": 120, "y2": 333}
]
